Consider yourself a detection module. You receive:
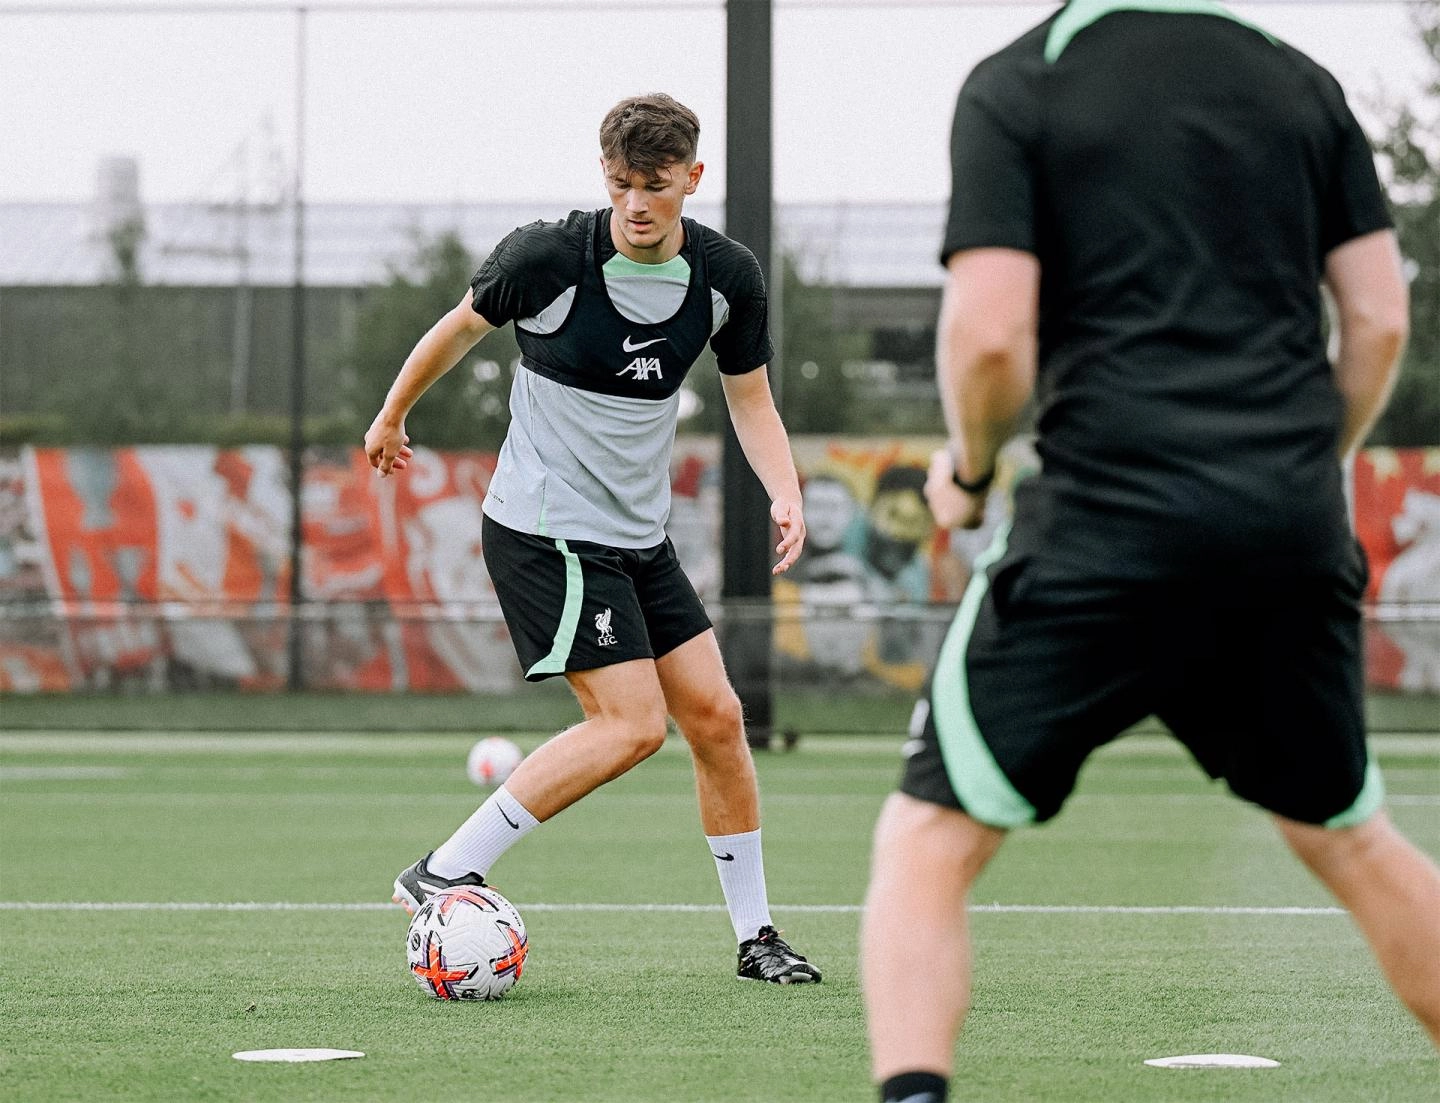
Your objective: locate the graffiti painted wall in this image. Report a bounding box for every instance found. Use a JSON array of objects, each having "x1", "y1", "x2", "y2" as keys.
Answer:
[
  {"x1": 1352, "y1": 448, "x2": 1440, "y2": 693},
  {"x1": 1, "y1": 443, "x2": 1437, "y2": 694},
  {"x1": 771, "y1": 438, "x2": 1032, "y2": 692}
]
